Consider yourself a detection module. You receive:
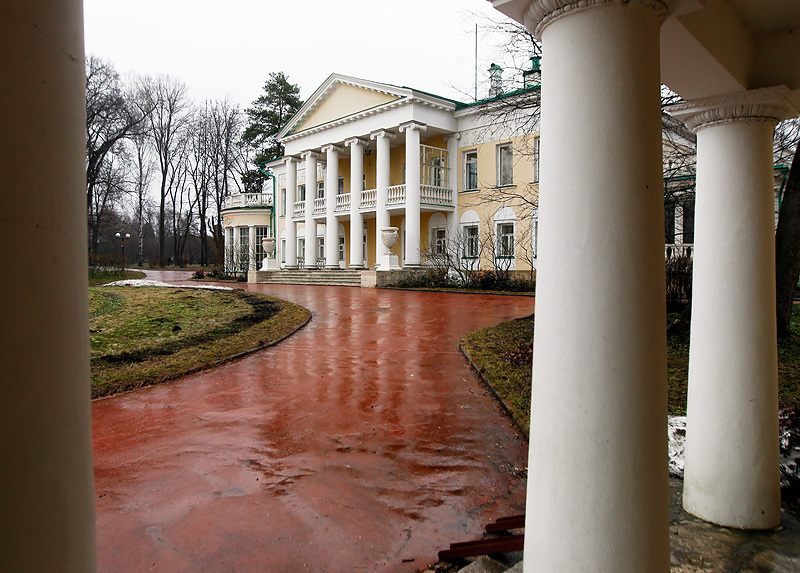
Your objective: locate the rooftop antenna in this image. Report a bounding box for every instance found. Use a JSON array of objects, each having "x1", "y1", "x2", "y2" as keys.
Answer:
[{"x1": 474, "y1": 23, "x2": 478, "y2": 102}]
